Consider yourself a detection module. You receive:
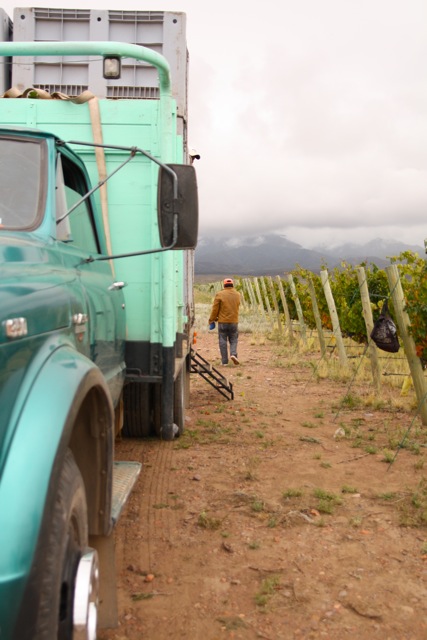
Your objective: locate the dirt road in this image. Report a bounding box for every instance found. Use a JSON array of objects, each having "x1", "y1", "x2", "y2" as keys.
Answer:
[{"x1": 100, "y1": 331, "x2": 427, "y2": 640}]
